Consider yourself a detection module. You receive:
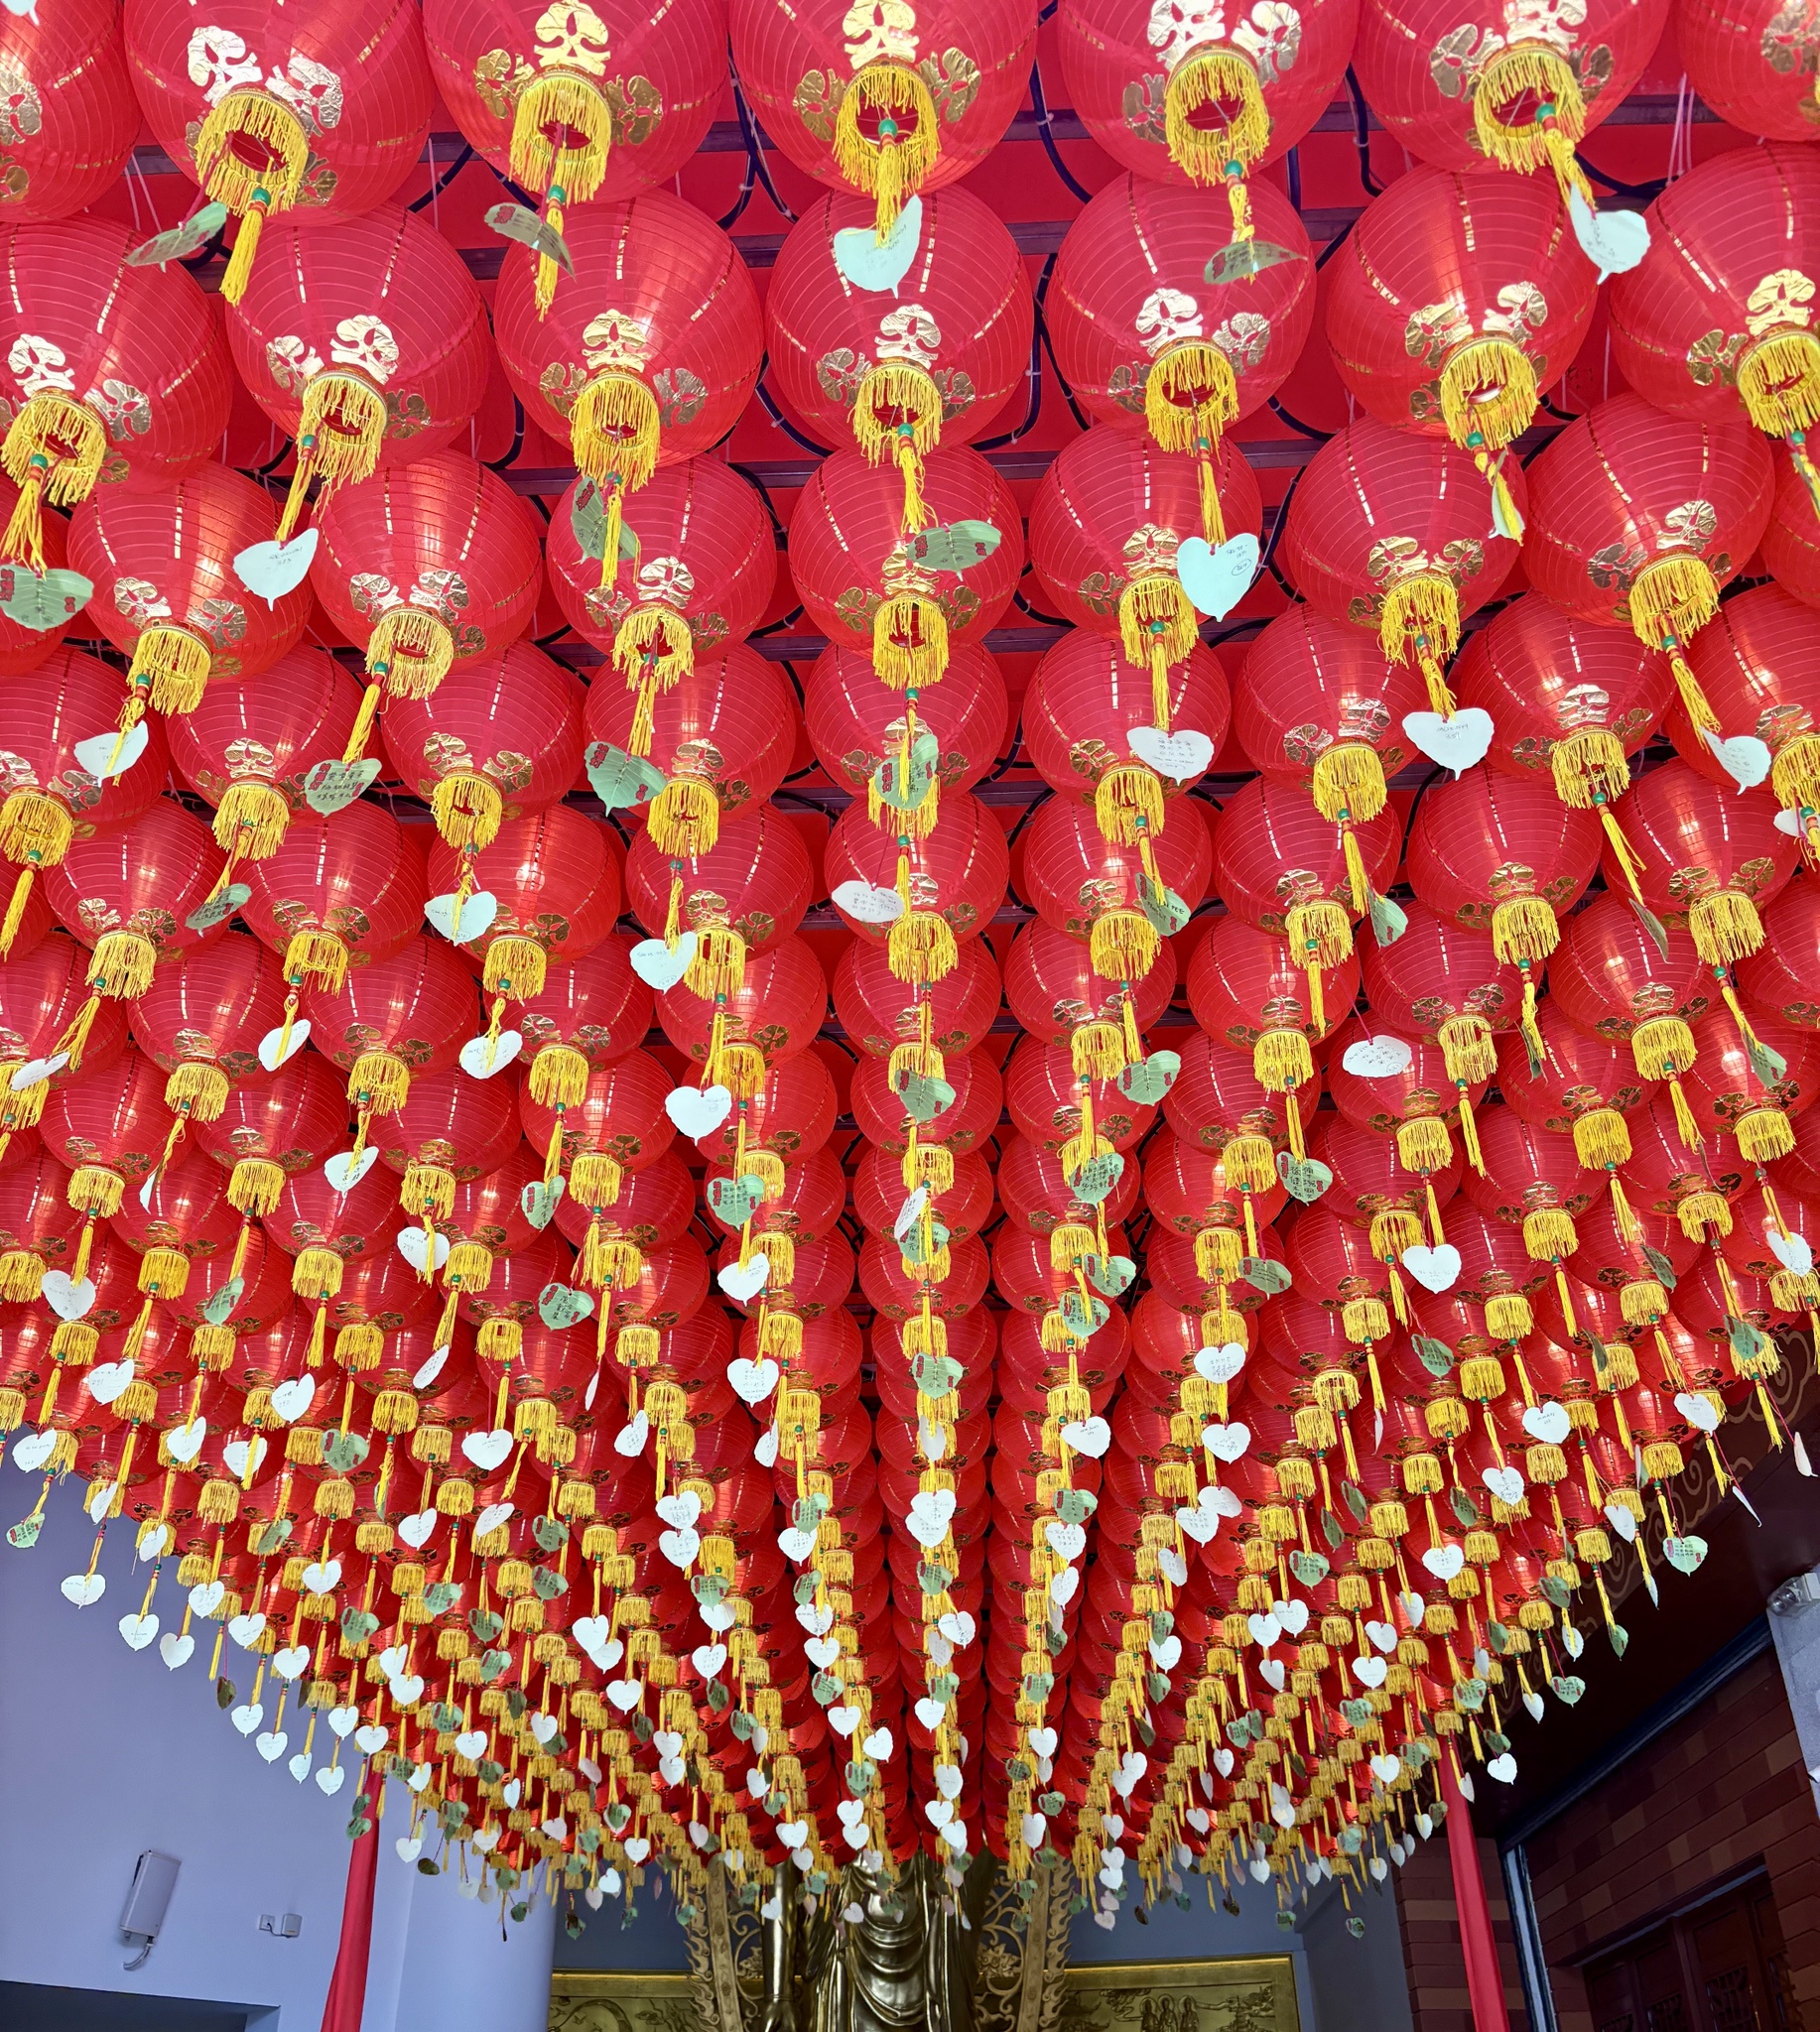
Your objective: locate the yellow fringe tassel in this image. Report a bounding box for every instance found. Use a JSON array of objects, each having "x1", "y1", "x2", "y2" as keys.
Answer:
[
  {"x1": 853, "y1": 361, "x2": 943, "y2": 534},
  {"x1": 1095, "y1": 765, "x2": 1166, "y2": 847},
  {"x1": 129, "y1": 624, "x2": 212, "y2": 715},
  {"x1": 213, "y1": 780, "x2": 290, "y2": 860},
  {"x1": 872, "y1": 594, "x2": 948, "y2": 691},
  {"x1": 1379, "y1": 574, "x2": 1461, "y2": 716},
  {"x1": 832, "y1": 64, "x2": 941, "y2": 241},
  {"x1": 1737, "y1": 1106, "x2": 1795, "y2": 1164},
  {"x1": 1491, "y1": 896, "x2": 1559, "y2": 967},
  {"x1": 1550, "y1": 726, "x2": 1629, "y2": 808},
  {"x1": 90, "y1": 929, "x2": 156, "y2": 997},
  {"x1": 283, "y1": 929, "x2": 348, "y2": 992},
  {"x1": 275, "y1": 376, "x2": 389, "y2": 543},
  {"x1": 1738, "y1": 329, "x2": 1820, "y2": 439},
  {"x1": 1311, "y1": 745, "x2": 1386, "y2": 825},
  {"x1": 1438, "y1": 1012, "x2": 1496, "y2": 1085},
  {"x1": 529, "y1": 1044, "x2": 590, "y2": 1109},
  {"x1": 1771, "y1": 731, "x2": 1820, "y2": 817},
  {"x1": 1439, "y1": 336, "x2": 1537, "y2": 458},
  {"x1": 1687, "y1": 889, "x2": 1763, "y2": 967},
  {"x1": 431, "y1": 774, "x2": 504, "y2": 851},
  {"x1": 685, "y1": 925, "x2": 746, "y2": 1000},
  {"x1": 1572, "y1": 1108, "x2": 1631, "y2": 1170},
  {"x1": 570, "y1": 372, "x2": 661, "y2": 499},
  {"x1": 648, "y1": 778, "x2": 719, "y2": 858},
  {"x1": 1117, "y1": 574, "x2": 1199, "y2": 732},
  {"x1": 1397, "y1": 1115, "x2": 1453, "y2": 1175},
  {"x1": 1253, "y1": 1028, "x2": 1313, "y2": 1092},
  {"x1": 167, "y1": 1062, "x2": 229, "y2": 1122},
  {"x1": 888, "y1": 909, "x2": 957, "y2": 986},
  {"x1": 1284, "y1": 899, "x2": 1352, "y2": 971},
  {"x1": 1091, "y1": 908, "x2": 1159, "y2": 984},
  {"x1": 1473, "y1": 44, "x2": 1586, "y2": 175},
  {"x1": 484, "y1": 935, "x2": 548, "y2": 1002},
  {"x1": 615, "y1": 606, "x2": 694, "y2": 758},
  {"x1": 1145, "y1": 343, "x2": 1238, "y2": 547},
  {"x1": 510, "y1": 72, "x2": 613, "y2": 310},
  {"x1": 1, "y1": 391, "x2": 105, "y2": 570},
  {"x1": 1163, "y1": 49, "x2": 1269, "y2": 190},
  {"x1": 195, "y1": 90, "x2": 309, "y2": 303},
  {"x1": 369, "y1": 607, "x2": 455, "y2": 699}
]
